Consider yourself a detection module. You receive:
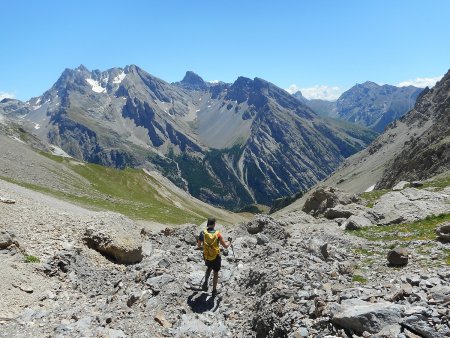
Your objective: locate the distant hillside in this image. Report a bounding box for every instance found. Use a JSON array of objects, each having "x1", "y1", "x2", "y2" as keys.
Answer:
[
  {"x1": 0, "y1": 133, "x2": 245, "y2": 225},
  {"x1": 291, "y1": 82, "x2": 422, "y2": 132}
]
